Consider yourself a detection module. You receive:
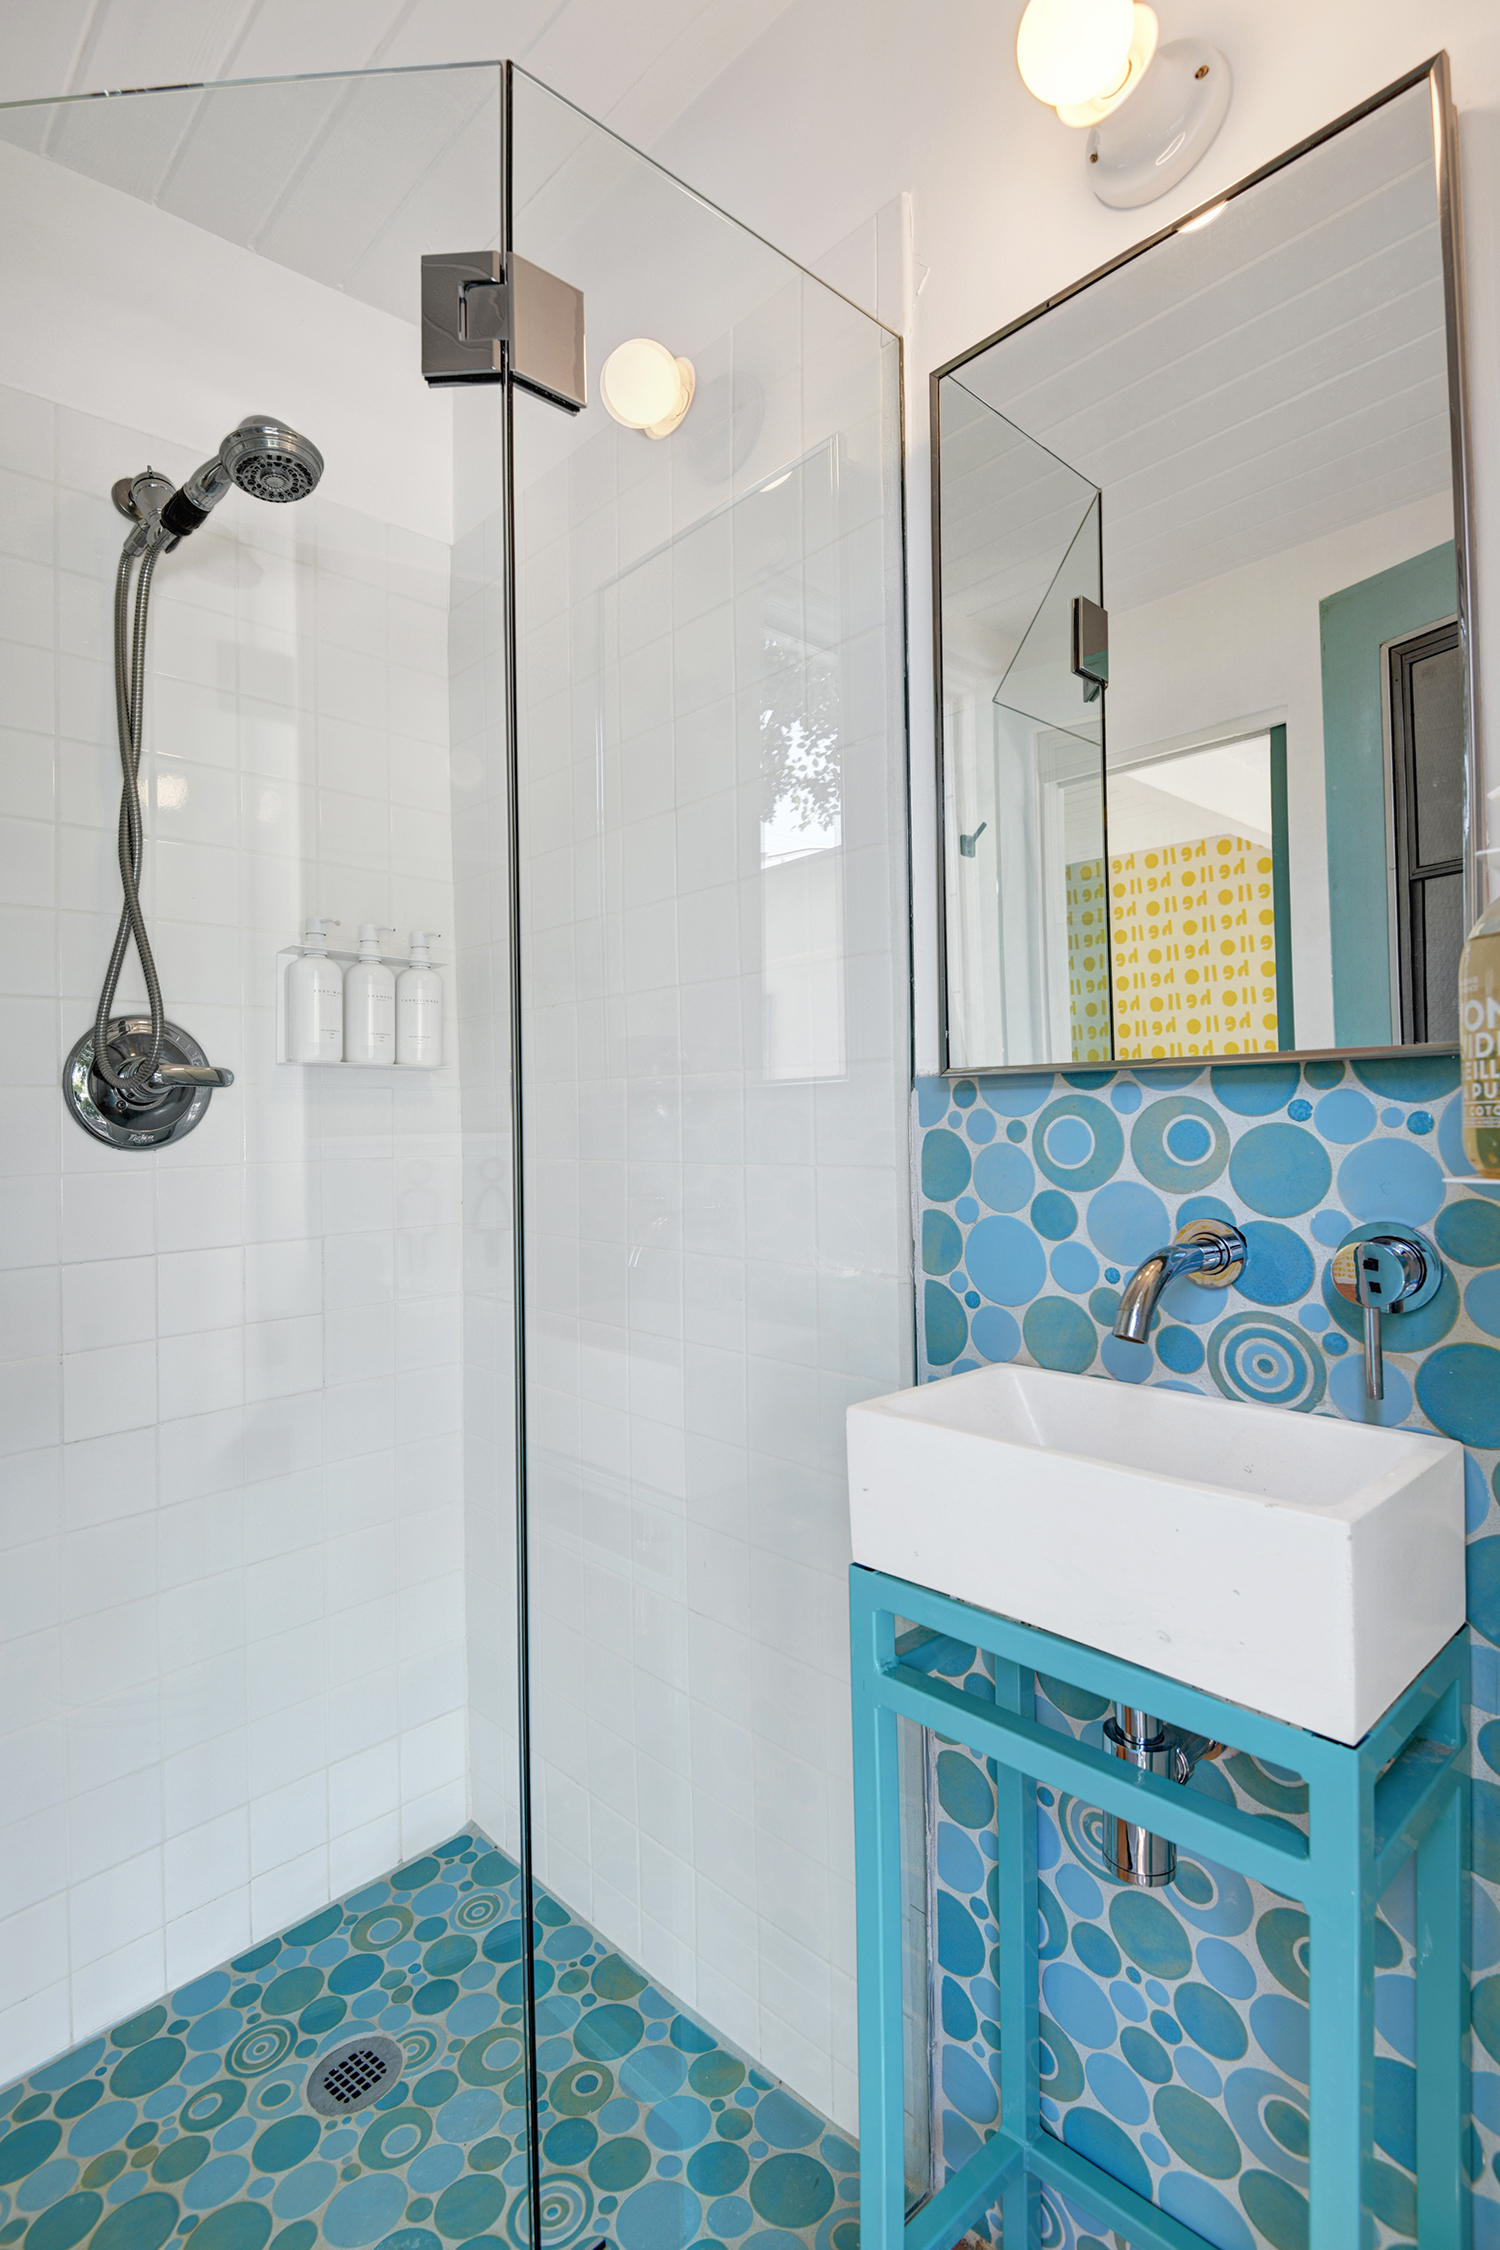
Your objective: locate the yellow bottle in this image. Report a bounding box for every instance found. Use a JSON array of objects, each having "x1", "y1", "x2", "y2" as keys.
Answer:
[{"x1": 1461, "y1": 896, "x2": 1500, "y2": 1176}]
